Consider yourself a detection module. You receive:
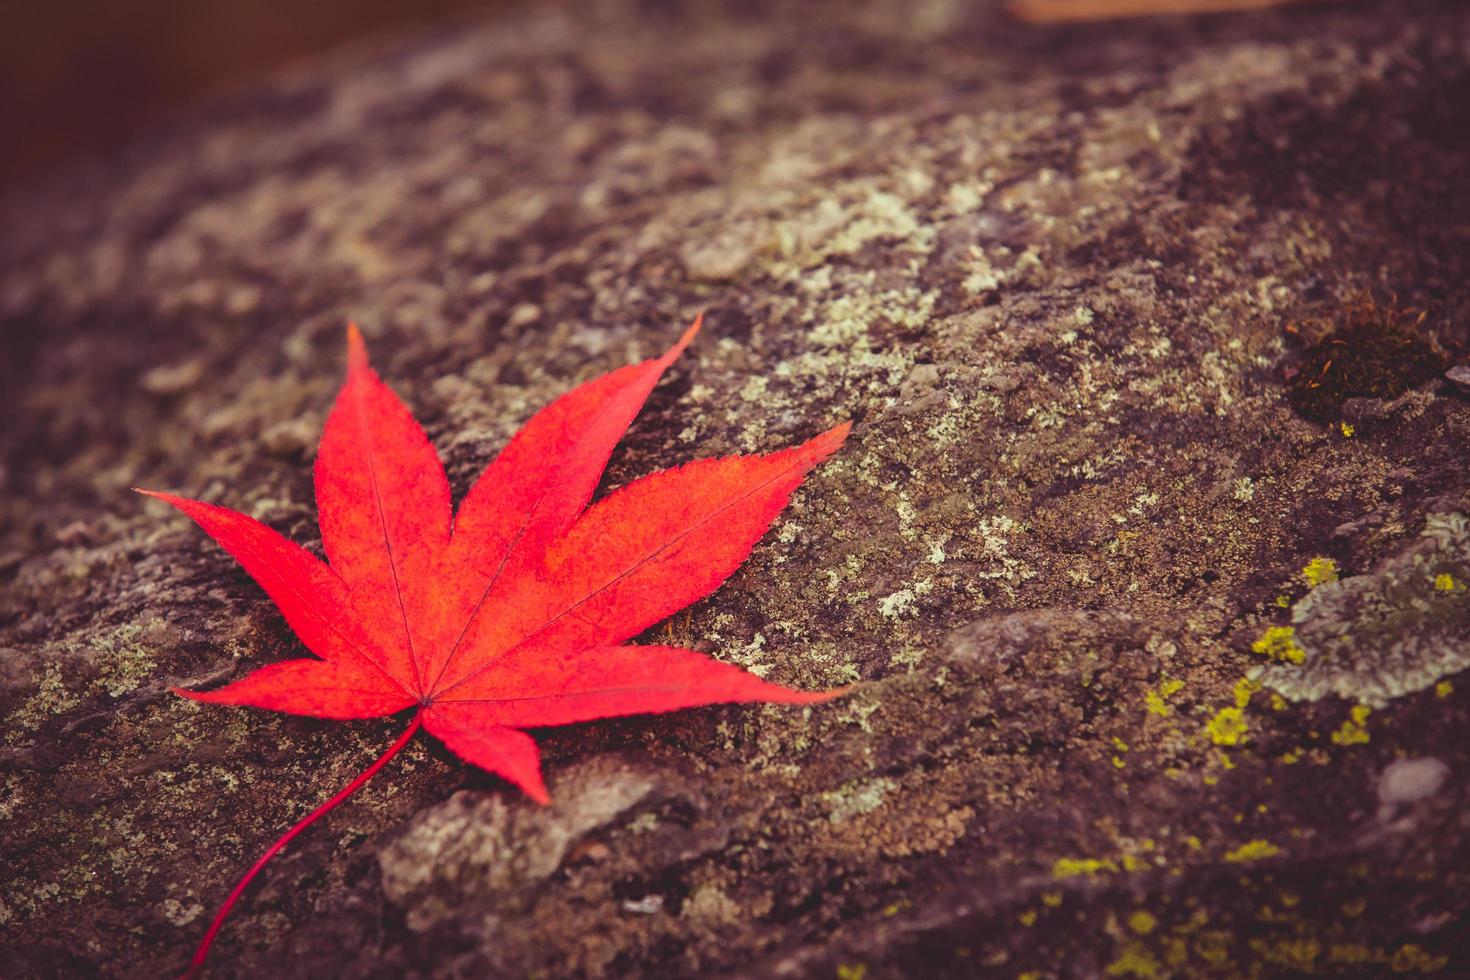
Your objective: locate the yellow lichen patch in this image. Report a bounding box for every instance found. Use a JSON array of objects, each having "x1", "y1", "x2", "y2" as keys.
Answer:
[
  {"x1": 1339, "y1": 421, "x2": 1355, "y2": 438},
  {"x1": 1224, "y1": 839, "x2": 1281, "y2": 863},
  {"x1": 1041, "y1": 891, "x2": 1063, "y2": 908},
  {"x1": 836, "y1": 964, "x2": 868, "y2": 980},
  {"x1": 1233, "y1": 676, "x2": 1261, "y2": 708},
  {"x1": 1330, "y1": 704, "x2": 1371, "y2": 746},
  {"x1": 1112, "y1": 756, "x2": 1127, "y2": 769},
  {"x1": 1328, "y1": 943, "x2": 1371, "y2": 964},
  {"x1": 1275, "y1": 594, "x2": 1292, "y2": 608},
  {"x1": 1326, "y1": 942, "x2": 1447, "y2": 973},
  {"x1": 1195, "y1": 931, "x2": 1233, "y2": 967},
  {"x1": 1302, "y1": 557, "x2": 1340, "y2": 586},
  {"x1": 1144, "y1": 678, "x2": 1185, "y2": 717},
  {"x1": 1252, "y1": 625, "x2": 1306, "y2": 664},
  {"x1": 1018, "y1": 909, "x2": 1038, "y2": 926},
  {"x1": 1436, "y1": 680, "x2": 1454, "y2": 698},
  {"x1": 1206, "y1": 706, "x2": 1248, "y2": 746},
  {"x1": 1050, "y1": 843, "x2": 1154, "y2": 881},
  {"x1": 1128, "y1": 910, "x2": 1158, "y2": 935},
  {"x1": 1106, "y1": 942, "x2": 1160, "y2": 978},
  {"x1": 1251, "y1": 936, "x2": 1321, "y2": 971},
  {"x1": 1269, "y1": 693, "x2": 1287, "y2": 711},
  {"x1": 1256, "y1": 902, "x2": 1289, "y2": 923},
  {"x1": 1053, "y1": 856, "x2": 1118, "y2": 879},
  {"x1": 1390, "y1": 944, "x2": 1447, "y2": 972},
  {"x1": 1433, "y1": 572, "x2": 1458, "y2": 592}
]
